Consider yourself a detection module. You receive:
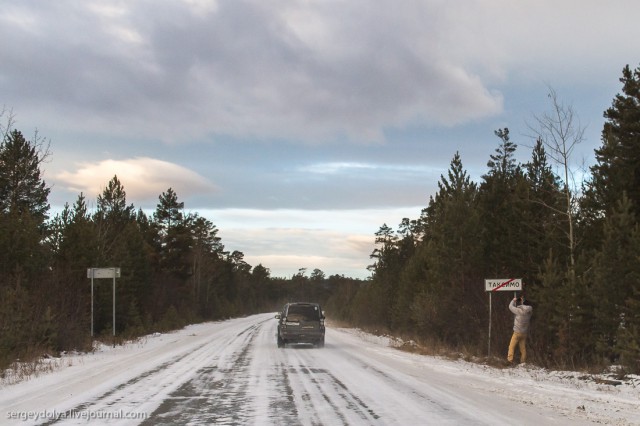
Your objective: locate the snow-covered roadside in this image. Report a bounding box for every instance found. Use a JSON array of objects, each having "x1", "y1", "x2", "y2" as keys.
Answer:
[
  {"x1": 342, "y1": 328, "x2": 640, "y2": 425},
  {"x1": 1, "y1": 326, "x2": 206, "y2": 388},
  {"x1": 0, "y1": 318, "x2": 262, "y2": 424},
  {"x1": 1, "y1": 335, "x2": 157, "y2": 387}
]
